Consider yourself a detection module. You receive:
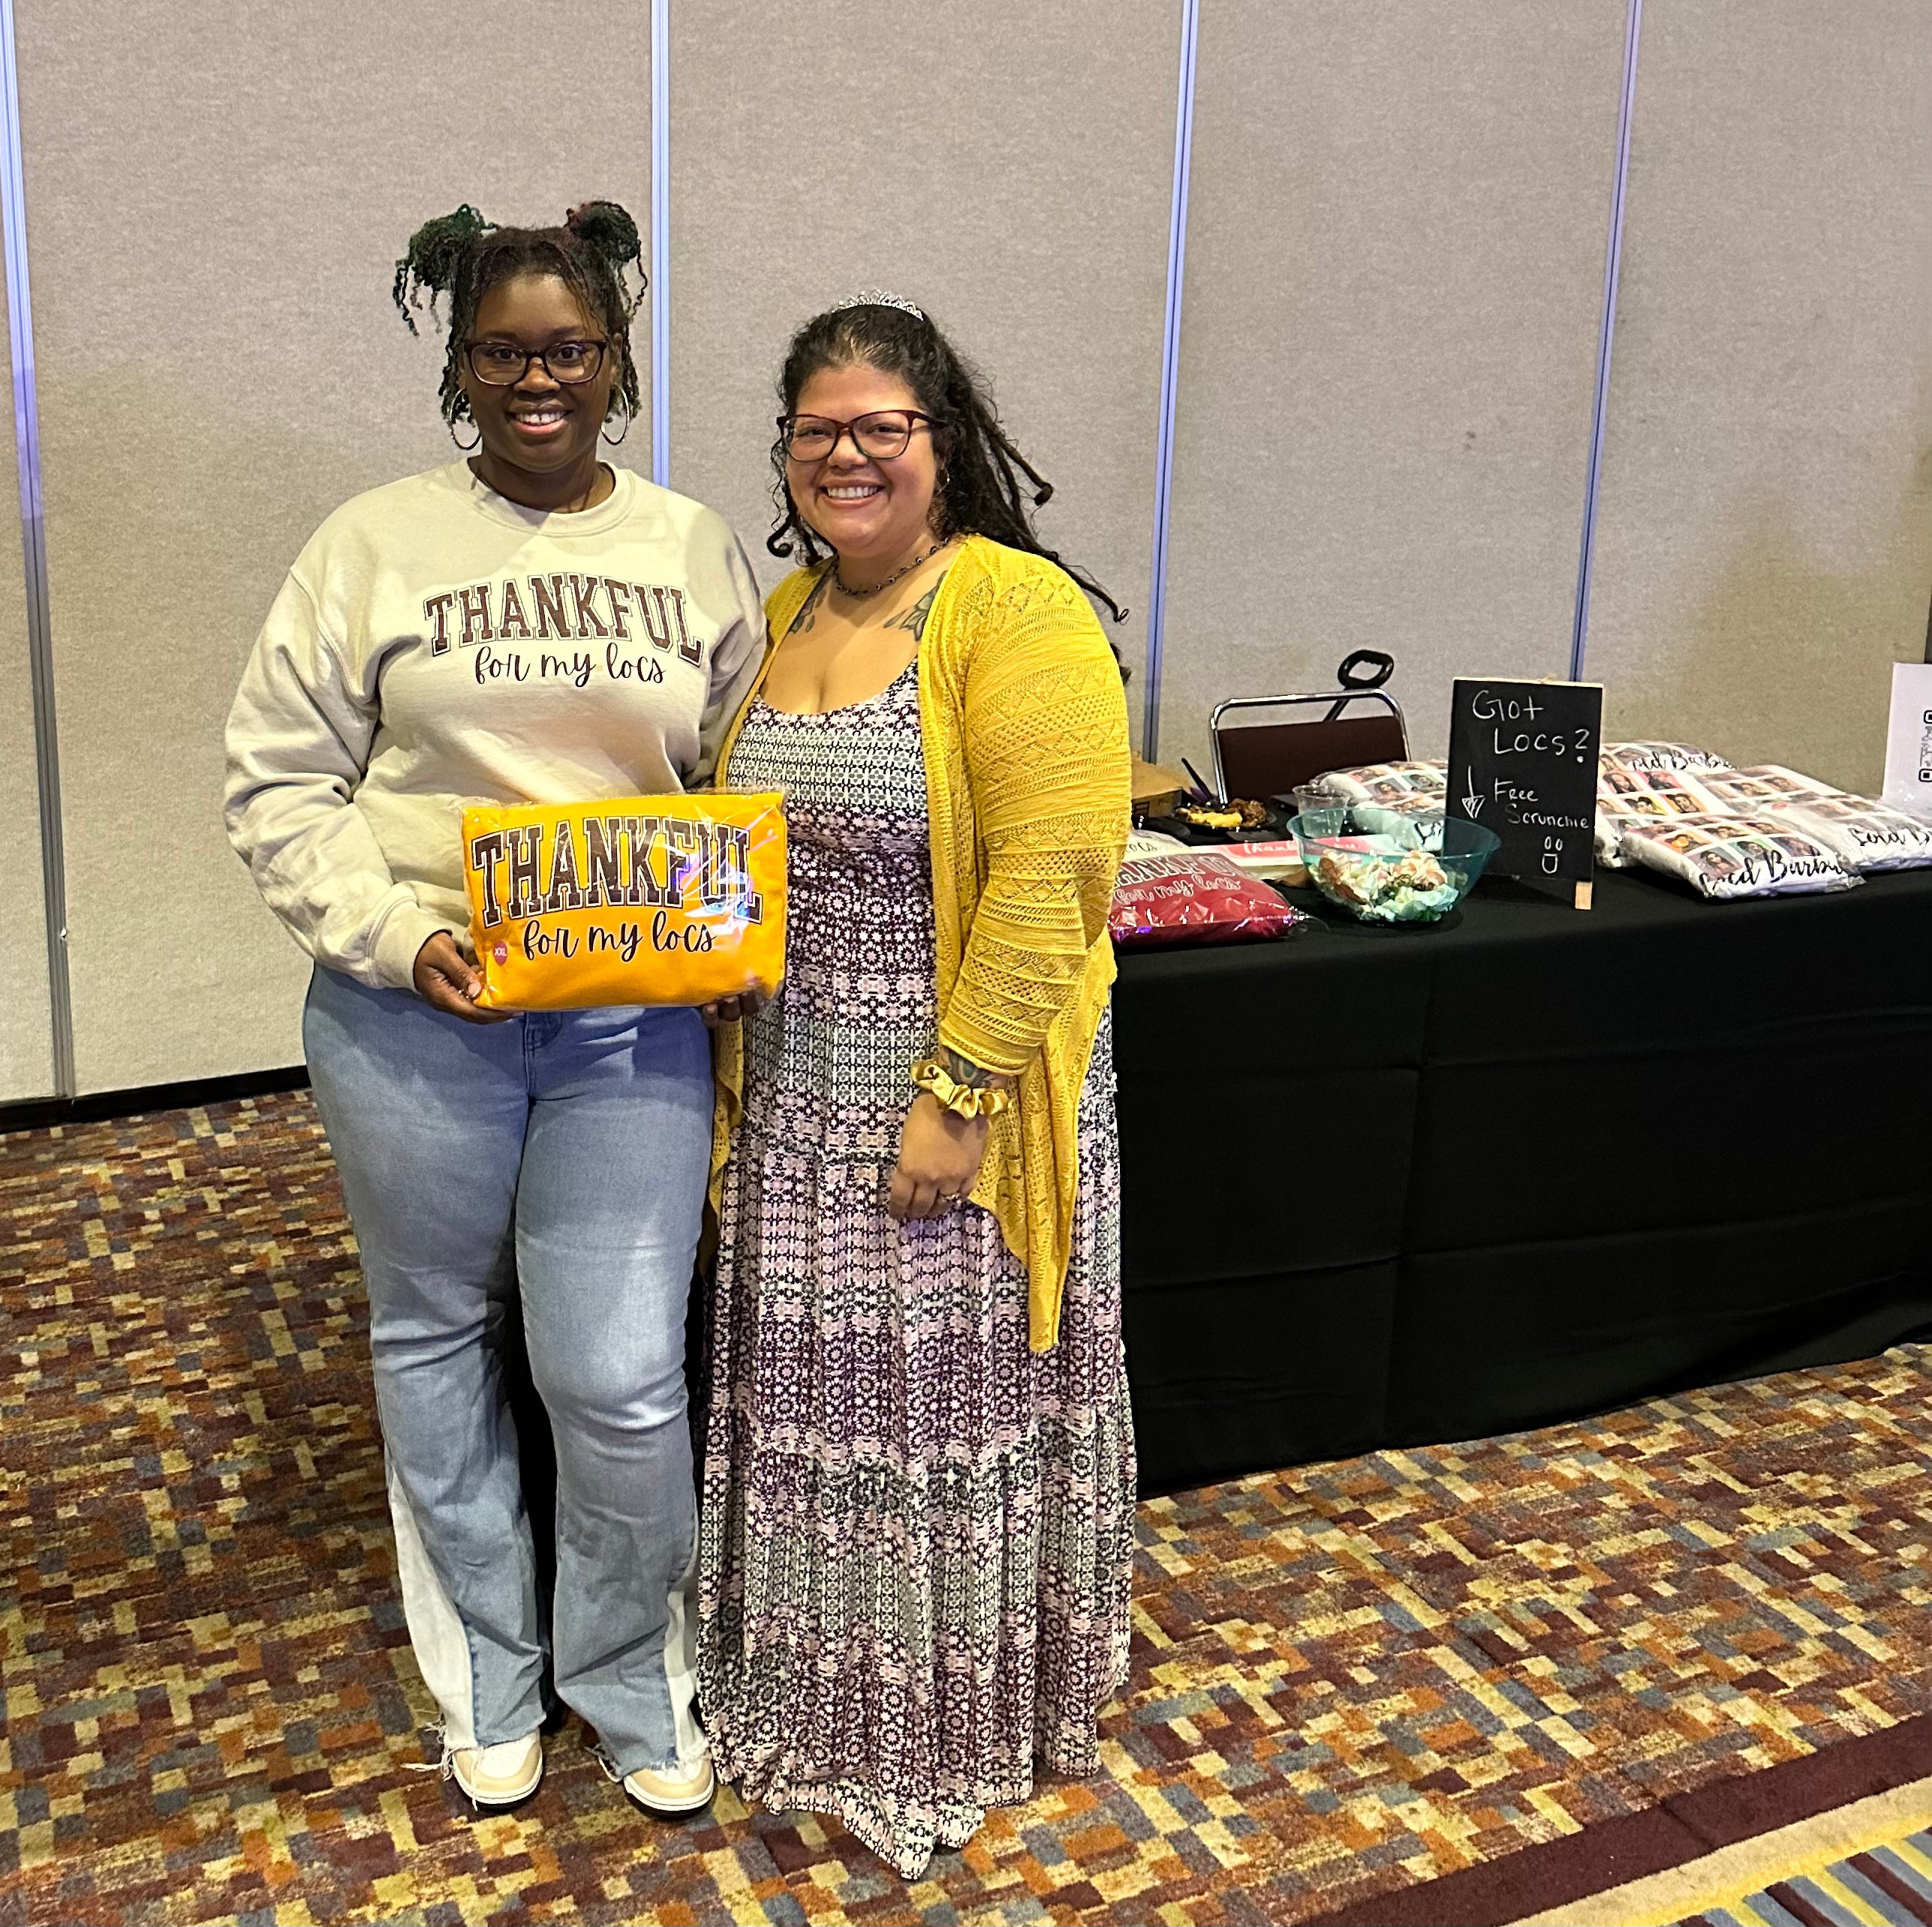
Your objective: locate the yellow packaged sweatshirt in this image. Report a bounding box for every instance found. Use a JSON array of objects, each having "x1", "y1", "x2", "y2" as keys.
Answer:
[{"x1": 711, "y1": 534, "x2": 1132, "y2": 1350}]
